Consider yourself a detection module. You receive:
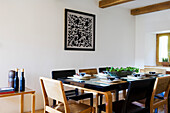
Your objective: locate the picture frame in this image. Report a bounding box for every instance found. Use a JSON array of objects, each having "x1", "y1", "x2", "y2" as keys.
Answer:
[{"x1": 65, "y1": 9, "x2": 95, "y2": 51}]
